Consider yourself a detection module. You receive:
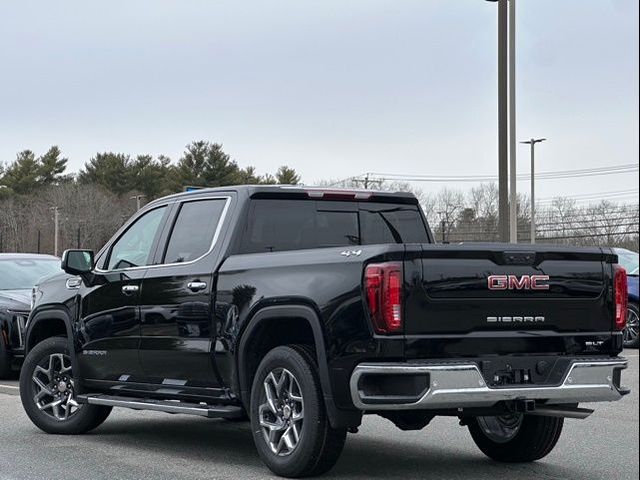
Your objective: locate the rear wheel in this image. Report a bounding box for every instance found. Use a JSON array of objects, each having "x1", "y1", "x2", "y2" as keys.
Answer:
[
  {"x1": 19, "y1": 337, "x2": 111, "y2": 434},
  {"x1": 250, "y1": 345, "x2": 346, "y2": 478},
  {"x1": 468, "y1": 414, "x2": 563, "y2": 463},
  {"x1": 624, "y1": 303, "x2": 639, "y2": 348}
]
